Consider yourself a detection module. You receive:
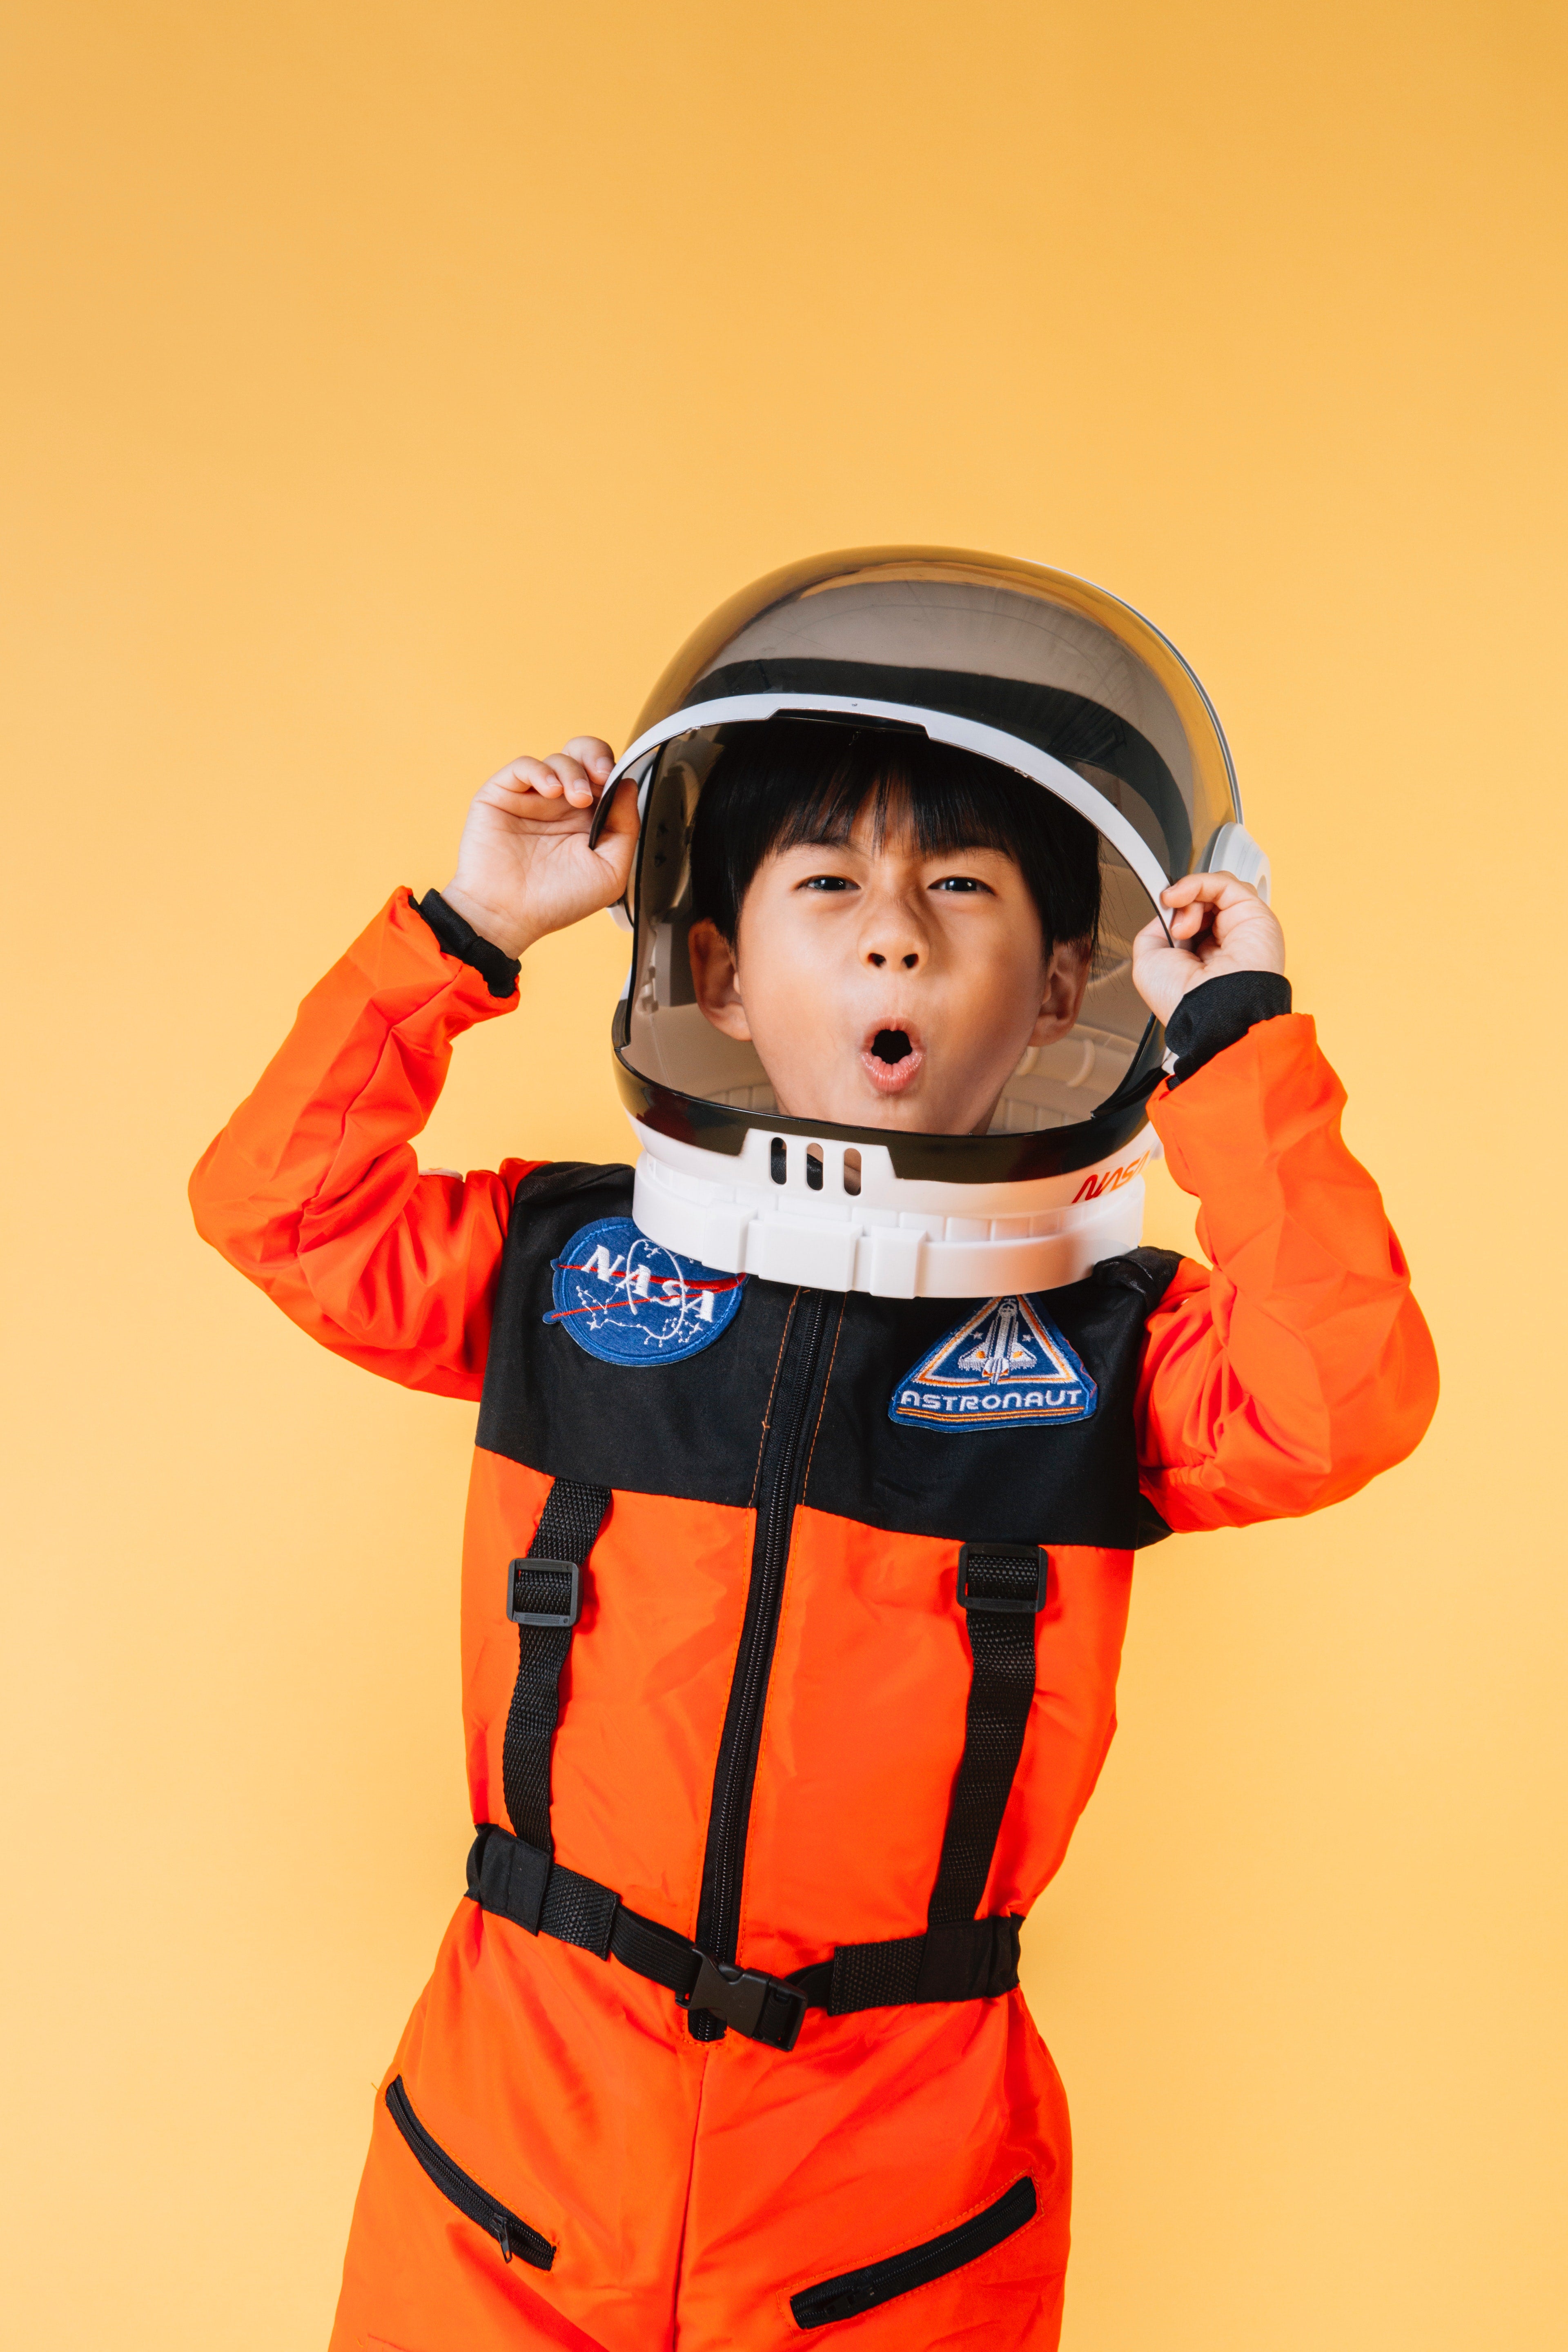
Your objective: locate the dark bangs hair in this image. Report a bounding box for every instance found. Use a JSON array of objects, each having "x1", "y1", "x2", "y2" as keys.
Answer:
[{"x1": 687, "y1": 716, "x2": 1101, "y2": 959}]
